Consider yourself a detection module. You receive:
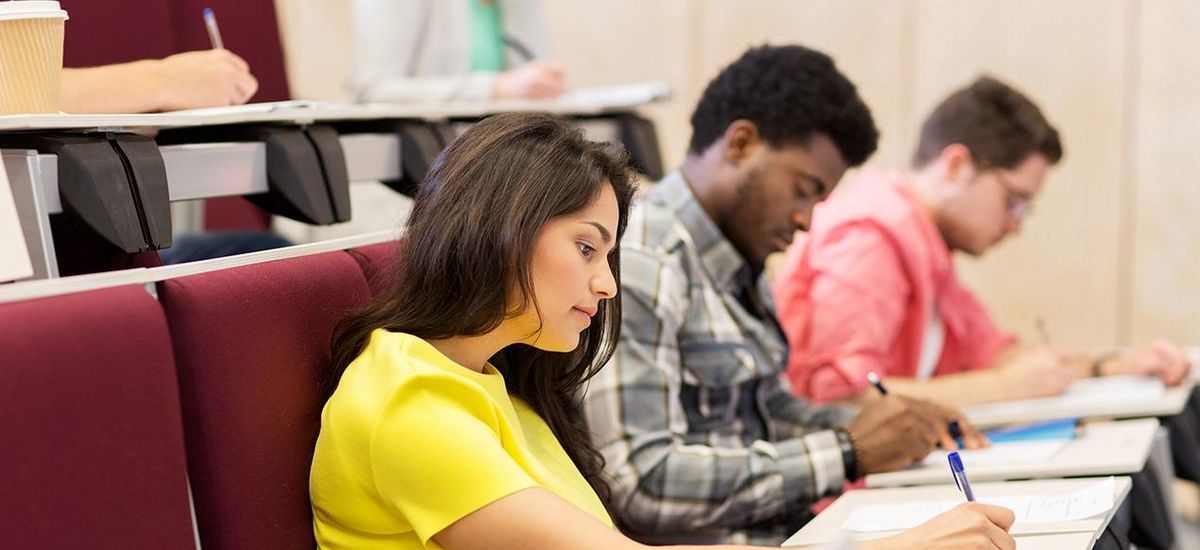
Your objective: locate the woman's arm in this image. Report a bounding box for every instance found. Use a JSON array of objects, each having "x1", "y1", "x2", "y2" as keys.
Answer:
[
  {"x1": 61, "y1": 50, "x2": 257, "y2": 114},
  {"x1": 867, "y1": 345, "x2": 1079, "y2": 407},
  {"x1": 432, "y1": 487, "x2": 1015, "y2": 550}
]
